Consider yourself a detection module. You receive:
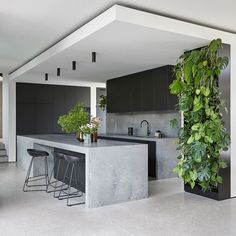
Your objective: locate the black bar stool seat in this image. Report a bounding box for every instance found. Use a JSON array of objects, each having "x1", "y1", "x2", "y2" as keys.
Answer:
[
  {"x1": 27, "y1": 149, "x2": 49, "y2": 158},
  {"x1": 64, "y1": 155, "x2": 81, "y2": 163},
  {"x1": 23, "y1": 149, "x2": 49, "y2": 192}
]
